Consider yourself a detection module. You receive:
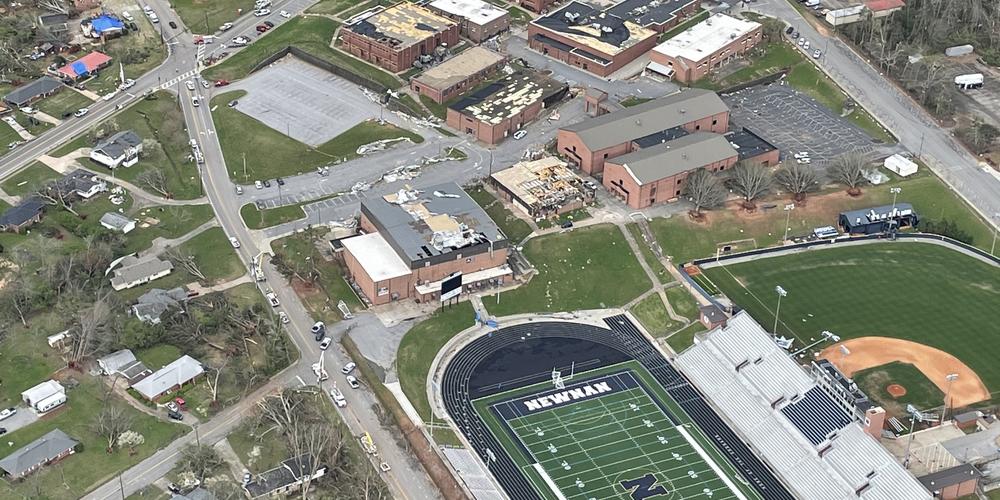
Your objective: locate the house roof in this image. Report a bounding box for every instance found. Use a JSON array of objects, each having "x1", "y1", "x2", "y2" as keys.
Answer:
[
  {"x1": 413, "y1": 46, "x2": 505, "y2": 91},
  {"x1": 0, "y1": 429, "x2": 78, "y2": 477},
  {"x1": 132, "y1": 287, "x2": 188, "y2": 321},
  {"x1": 918, "y1": 464, "x2": 981, "y2": 491},
  {"x1": 3, "y1": 77, "x2": 63, "y2": 107},
  {"x1": 0, "y1": 198, "x2": 45, "y2": 227},
  {"x1": 562, "y1": 88, "x2": 728, "y2": 151},
  {"x1": 39, "y1": 13, "x2": 69, "y2": 25},
  {"x1": 21, "y1": 380, "x2": 64, "y2": 406},
  {"x1": 864, "y1": 0, "x2": 905, "y2": 11},
  {"x1": 699, "y1": 304, "x2": 726, "y2": 322},
  {"x1": 132, "y1": 355, "x2": 203, "y2": 399},
  {"x1": 171, "y1": 487, "x2": 216, "y2": 500},
  {"x1": 98, "y1": 349, "x2": 138, "y2": 372},
  {"x1": 94, "y1": 130, "x2": 141, "y2": 159},
  {"x1": 244, "y1": 454, "x2": 320, "y2": 498},
  {"x1": 55, "y1": 169, "x2": 105, "y2": 196},
  {"x1": 608, "y1": 132, "x2": 736, "y2": 185},
  {"x1": 110, "y1": 256, "x2": 173, "y2": 289},
  {"x1": 100, "y1": 212, "x2": 135, "y2": 230},
  {"x1": 57, "y1": 51, "x2": 111, "y2": 78}
]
